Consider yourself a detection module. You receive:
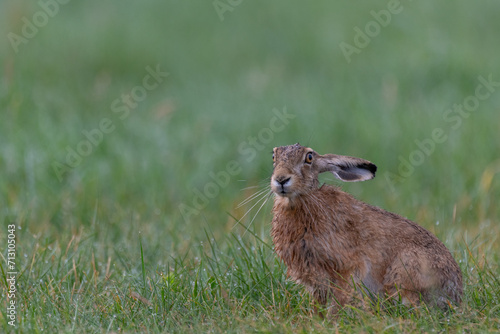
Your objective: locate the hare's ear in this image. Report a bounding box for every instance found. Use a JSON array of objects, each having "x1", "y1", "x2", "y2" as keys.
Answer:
[{"x1": 317, "y1": 154, "x2": 377, "y2": 182}]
